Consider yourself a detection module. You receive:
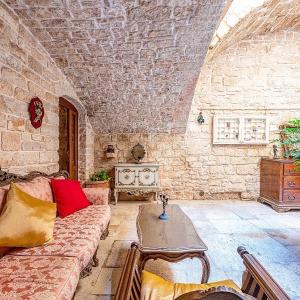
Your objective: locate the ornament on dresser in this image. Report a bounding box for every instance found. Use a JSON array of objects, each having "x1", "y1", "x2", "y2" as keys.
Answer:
[
  {"x1": 28, "y1": 97, "x2": 45, "y2": 129},
  {"x1": 158, "y1": 193, "x2": 169, "y2": 220},
  {"x1": 131, "y1": 143, "x2": 146, "y2": 163},
  {"x1": 273, "y1": 145, "x2": 279, "y2": 159}
]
